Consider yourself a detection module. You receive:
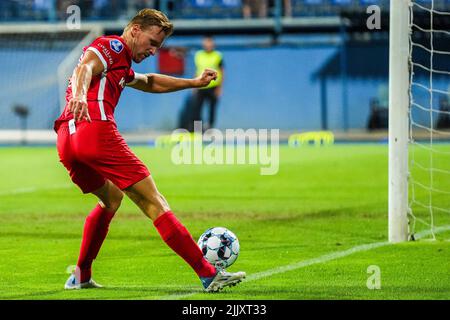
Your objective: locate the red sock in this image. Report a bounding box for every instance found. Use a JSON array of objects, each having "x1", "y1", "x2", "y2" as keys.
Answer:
[
  {"x1": 154, "y1": 211, "x2": 216, "y2": 278},
  {"x1": 76, "y1": 204, "x2": 115, "y2": 282}
]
